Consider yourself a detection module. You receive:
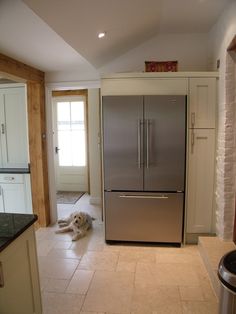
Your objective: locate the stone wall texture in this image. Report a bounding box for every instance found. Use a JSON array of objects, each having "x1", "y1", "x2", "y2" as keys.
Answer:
[{"x1": 216, "y1": 52, "x2": 236, "y2": 240}]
